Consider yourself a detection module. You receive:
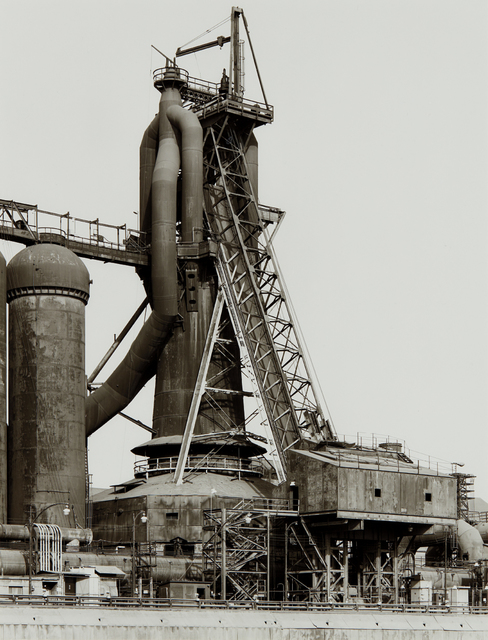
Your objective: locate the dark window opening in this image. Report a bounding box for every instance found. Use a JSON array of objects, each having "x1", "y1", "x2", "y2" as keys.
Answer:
[
  {"x1": 425, "y1": 492, "x2": 432, "y2": 502},
  {"x1": 290, "y1": 484, "x2": 299, "y2": 511},
  {"x1": 166, "y1": 512, "x2": 179, "y2": 520},
  {"x1": 374, "y1": 488, "x2": 381, "y2": 497}
]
